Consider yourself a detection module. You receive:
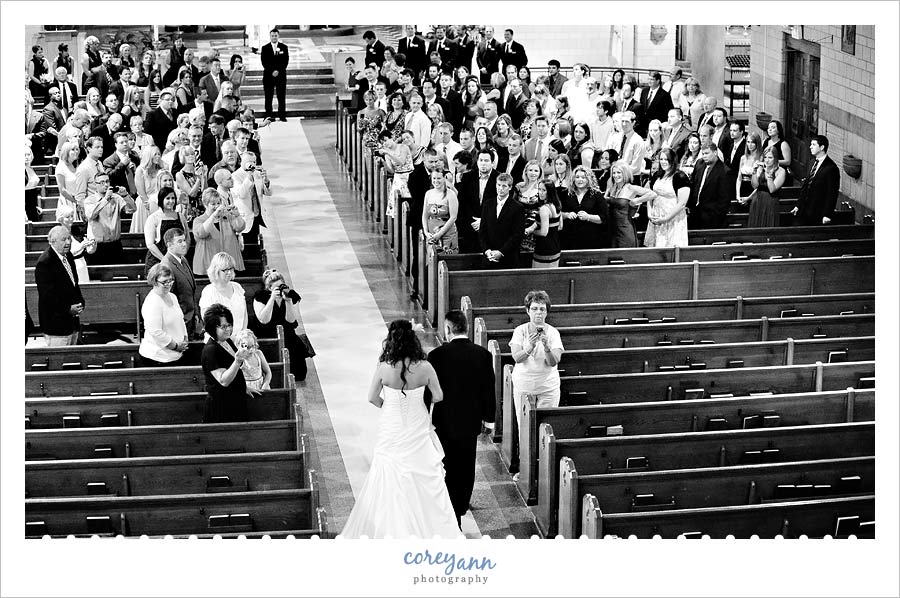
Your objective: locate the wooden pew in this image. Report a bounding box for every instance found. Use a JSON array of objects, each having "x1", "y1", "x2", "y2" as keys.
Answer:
[
  {"x1": 26, "y1": 247, "x2": 145, "y2": 267},
  {"x1": 559, "y1": 456, "x2": 874, "y2": 538},
  {"x1": 25, "y1": 260, "x2": 264, "y2": 283},
  {"x1": 649, "y1": 224, "x2": 873, "y2": 245},
  {"x1": 25, "y1": 415, "x2": 303, "y2": 461},
  {"x1": 515, "y1": 387, "x2": 875, "y2": 507},
  {"x1": 25, "y1": 234, "x2": 264, "y2": 260},
  {"x1": 537, "y1": 420, "x2": 875, "y2": 536},
  {"x1": 26, "y1": 327, "x2": 285, "y2": 371},
  {"x1": 25, "y1": 387, "x2": 296, "y2": 428},
  {"x1": 26, "y1": 446, "x2": 309, "y2": 498},
  {"x1": 581, "y1": 494, "x2": 874, "y2": 539},
  {"x1": 26, "y1": 355, "x2": 290, "y2": 397},
  {"x1": 725, "y1": 209, "x2": 856, "y2": 228},
  {"x1": 438, "y1": 256, "x2": 875, "y2": 335},
  {"x1": 25, "y1": 484, "x2": 323, "y2": 538},
  {"x1": 463, "y1": 292, "x2": 875, "y2": 337}
]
